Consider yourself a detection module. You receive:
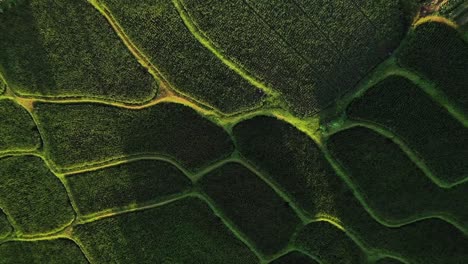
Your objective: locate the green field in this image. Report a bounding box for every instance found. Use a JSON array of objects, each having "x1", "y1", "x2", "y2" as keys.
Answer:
[{"x1": 0, "y1": 0, "x2": 467, "y2": 263}]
